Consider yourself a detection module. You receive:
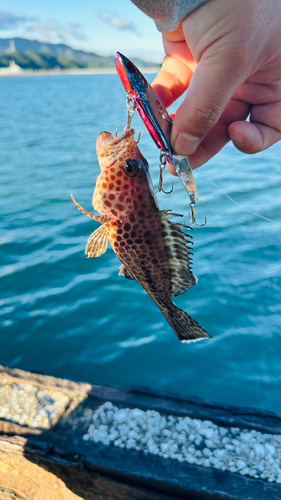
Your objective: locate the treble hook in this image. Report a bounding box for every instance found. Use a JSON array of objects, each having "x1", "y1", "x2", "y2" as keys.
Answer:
[
  {"x1": 156, "y1": 166, "x2": 174, "y2": 194},
  {"x1": 190, "y1": 201, "x2": 207, "y2": 228},
  {"x1": 162, "y1": 181, "x2": 174, "y2": 195},
  {"x1": 156, "y1": 151, "x2": 174, "y2": 194}
]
